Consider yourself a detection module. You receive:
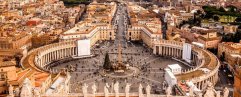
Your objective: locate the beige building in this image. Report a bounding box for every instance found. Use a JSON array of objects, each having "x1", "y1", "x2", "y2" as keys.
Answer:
[
  {"x1": 0, "y1": 0, "x2": 83, "y2": 96},
  {"x1": 0, "y1": 26, "x2": 32, "y2": 57},
  {"x1": 190, "y1": 27, "x2": 222, "y2": 49},
  {"x1": 0, "y1": 60, "x2": 17, "y2": 95},
  {"x1": 223, "y1": 24, "x2": 238, "y2": 34},
  {"x1": 85, "y1": 1, "x2": 117, "y2": 24},
  {"x1": 5, "y1": 68, "x2": 70, "y2": 97},
  {"x1": 0, "y1": 32, "x2": 32, "y2": 50},
  {"x1": 219, "y1": 42, "x2": 241, "y2": 97},
  {"x1": 230, "y1": 57, "x2": 241, "y2": 97},
  {"x1": 127, "y1": 3, "x2": 162, "y2": 48},
  {"x1": 60, "y1": 21, "x2": 116, "y2": 47},
  {"x1": 164, "y1": 9, "x2": 194, "y2": 27},
  {"x1": 0, "y1": 57, "x2": 70, "y2": 96},
  {"x1": 60, "y1": 2, "x2": 117, "y2": 47},
  {"x1": 218, "y1": 41, "x2": 241, "y2": 61}
]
